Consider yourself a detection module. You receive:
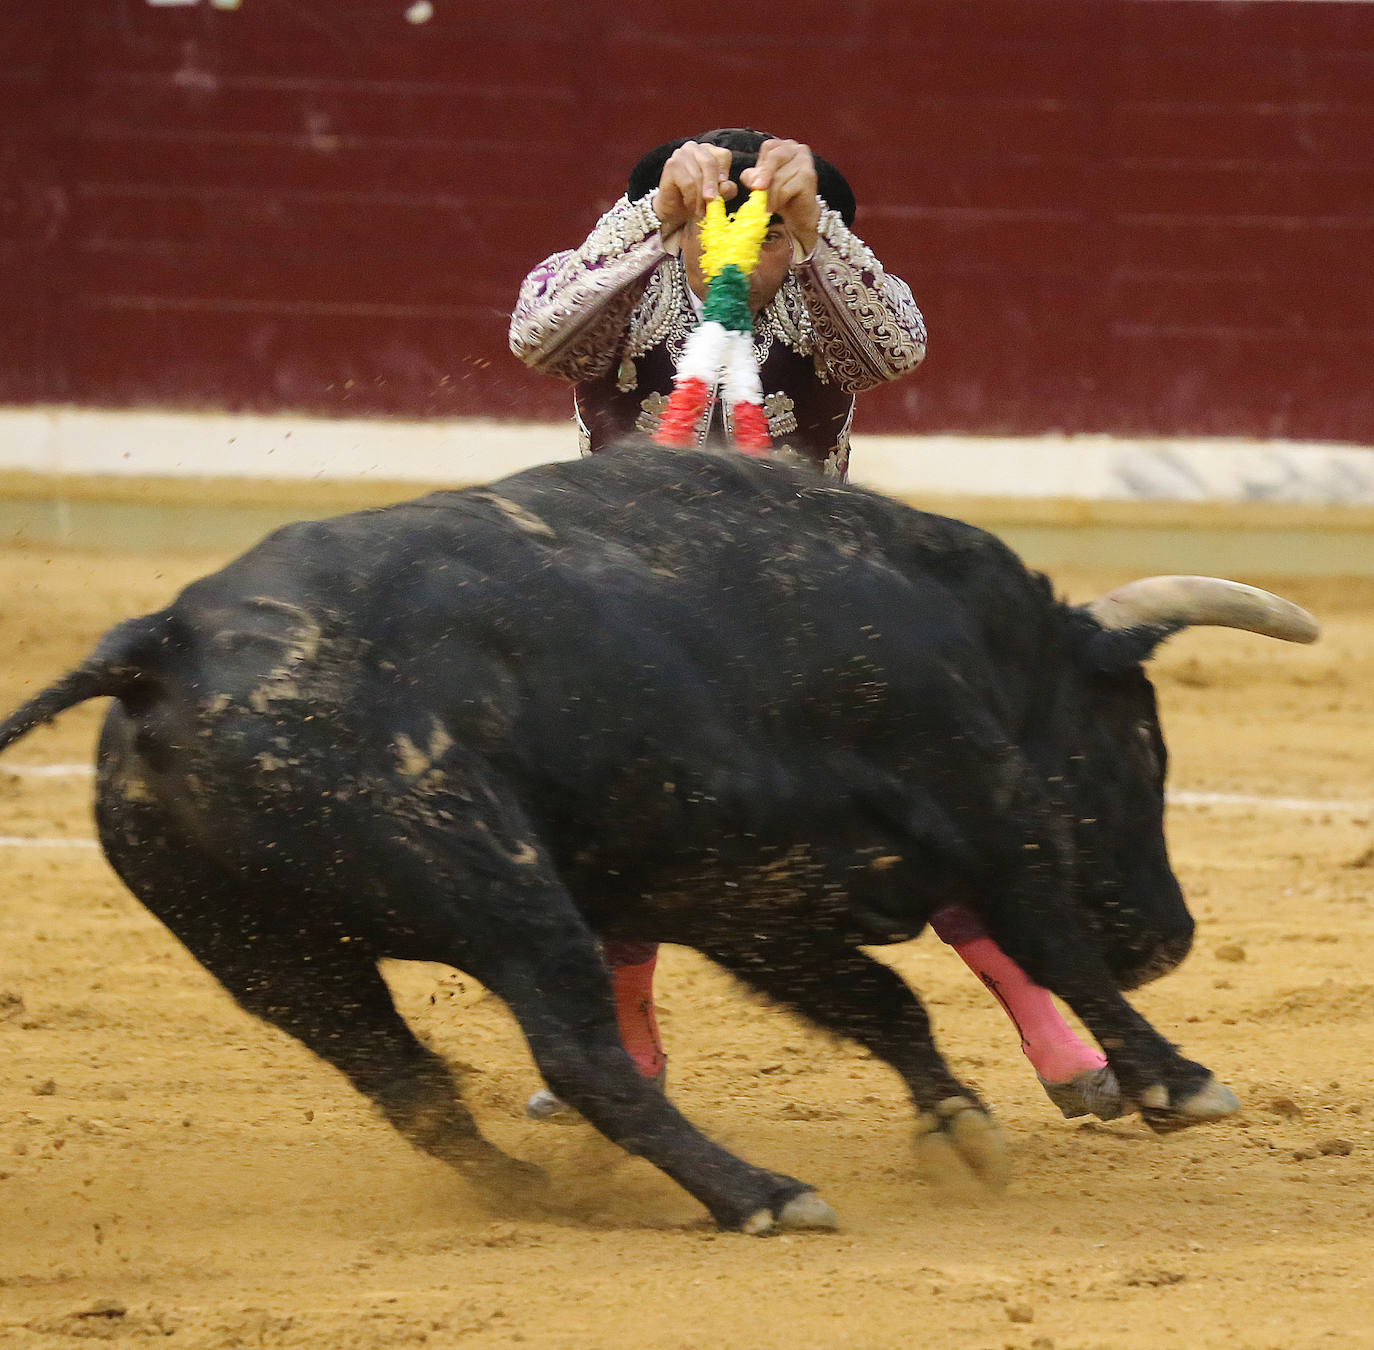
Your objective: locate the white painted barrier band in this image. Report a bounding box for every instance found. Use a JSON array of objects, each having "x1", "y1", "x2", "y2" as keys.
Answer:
[{"x1": 4, "y1": 408, "x2": 1374, "y2": 505}]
